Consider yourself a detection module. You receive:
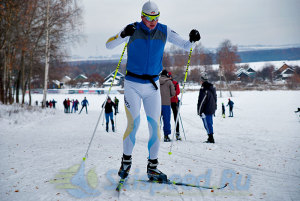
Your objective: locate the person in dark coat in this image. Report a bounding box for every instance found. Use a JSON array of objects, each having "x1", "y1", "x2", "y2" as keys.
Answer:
[
  {"x1": 197, "y1": 74, "x2": 217, "y2": 143},
  {"x1": 63, "y1": 99, "x2": 68, "y2": 113},
  {"x1": 227, "y1": 98, "x2": 234, "y2": 117},
  {"x1": 102, "y1": 96, "x2": 116, "y2": 132},
  {"x1": 52, "y1": 99, "x2": 57, "y2": 109}
]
